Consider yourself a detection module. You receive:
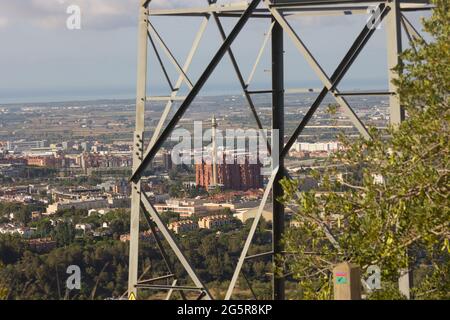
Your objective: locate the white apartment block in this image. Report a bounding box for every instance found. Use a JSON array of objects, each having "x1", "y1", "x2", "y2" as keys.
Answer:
[{"x1": 292, "y1": 141, "x2": 340, "y2": 153}]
